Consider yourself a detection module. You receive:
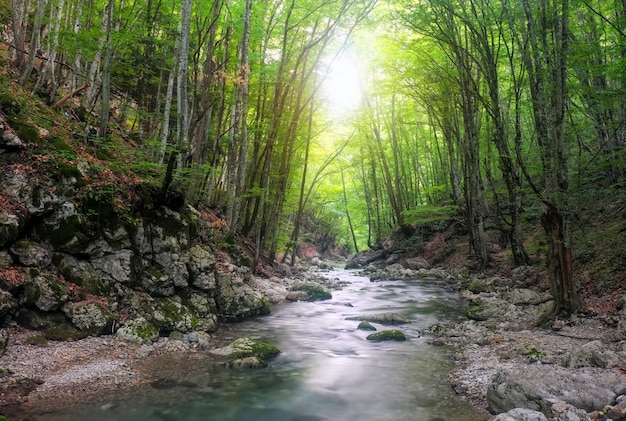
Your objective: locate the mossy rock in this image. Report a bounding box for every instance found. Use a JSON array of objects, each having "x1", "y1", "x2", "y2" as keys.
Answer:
[
  {"x1": 366, "y1": 330, "x2": 407, "y2": 342},
  {"x1": 44, "y1": 323, "x2": 86, "y2": 341},
  {"x1": 57, "y1": 161, "x2": 84, "y2": 186},
  {"x1": 467, "y1": 281, "x2": 493, "y2": 294},
  {"x1": 466, "y1": 305, "x2": 488, "y2": 321},
  {"x1": 226, "y1": 356, "x2": 268, "y2": 369},
  {"x1": 210, "y1": 338, "x2": 281, "y2": 367},
  {"x1": 357, "y1": 321, "x2": 377, "y2": 331},
  {"x1": 0, "y1": 92, "x2": 22, "y2": 116},
  {"x1": 116, "y1": 317, "x2": 159, "y2": 344},
  {"x1": 26, "y1": 334, "x2": 48, "y2": 346},
  {"x1": 8, "y1": 119, "x2": 39, "y2": 143},
  {"x1": 290, "y1": 281, "x2": 332, "y2": 301}
]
